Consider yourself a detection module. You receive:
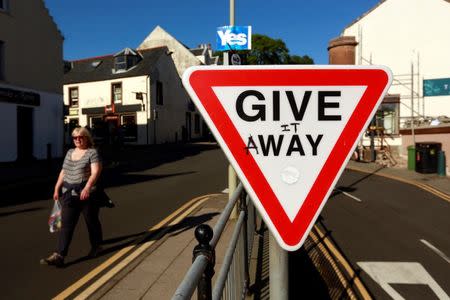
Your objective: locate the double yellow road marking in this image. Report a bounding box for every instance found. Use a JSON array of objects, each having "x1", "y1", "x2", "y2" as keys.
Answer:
[
  {"x1": 310, "y1": 225, "x2": 372, "y2": 300},
  {"x1": 54, "y1": 194, "x2": 214, "y2": 300}
]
